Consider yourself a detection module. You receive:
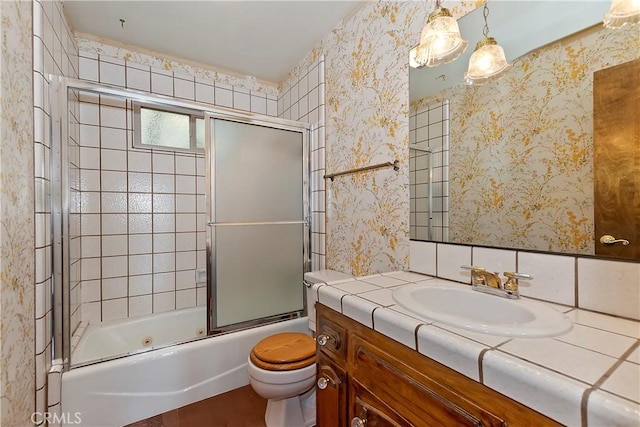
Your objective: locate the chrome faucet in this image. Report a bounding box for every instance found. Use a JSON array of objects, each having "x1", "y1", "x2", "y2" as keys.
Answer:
[{"x1": 461, "y1": 265, "x2": 532, "y2": 299}]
